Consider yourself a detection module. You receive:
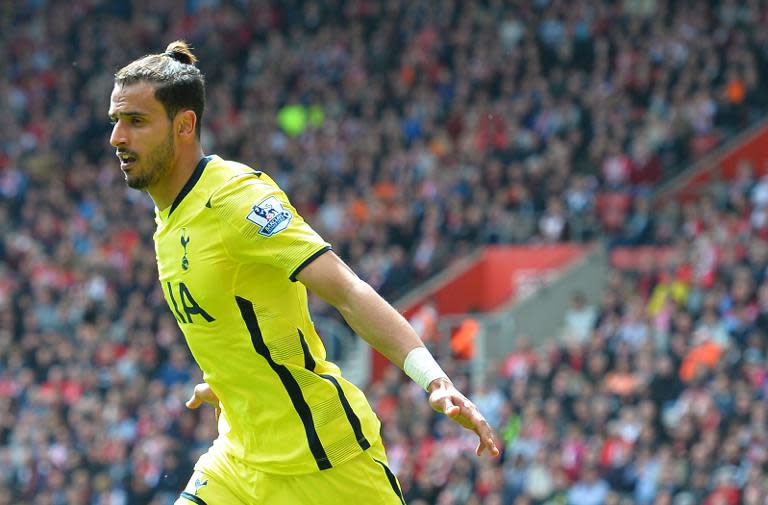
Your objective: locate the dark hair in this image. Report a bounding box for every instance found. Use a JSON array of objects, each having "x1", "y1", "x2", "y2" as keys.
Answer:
[{"x1": 115, "y1": 41, "x2": 205, "y2": 138}]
